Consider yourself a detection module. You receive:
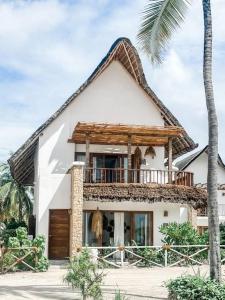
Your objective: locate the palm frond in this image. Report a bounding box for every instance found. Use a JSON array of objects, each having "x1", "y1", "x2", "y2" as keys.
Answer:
[{"x1": 137, "y1": 0, "x2": 190, "y2": 64}]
